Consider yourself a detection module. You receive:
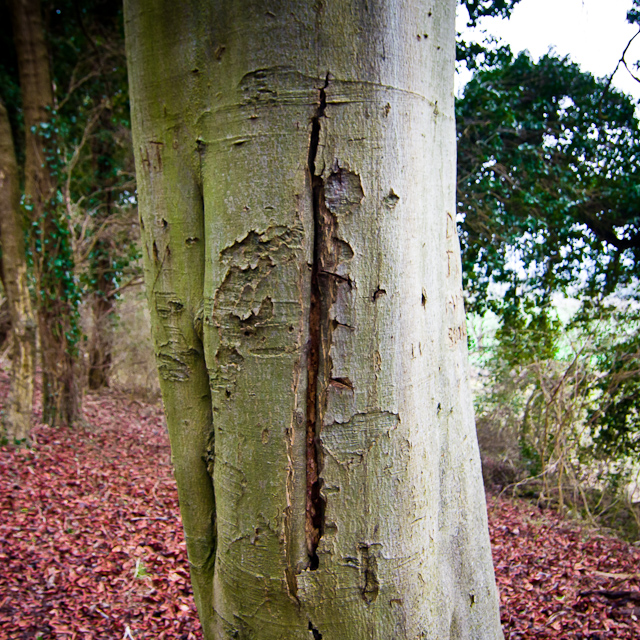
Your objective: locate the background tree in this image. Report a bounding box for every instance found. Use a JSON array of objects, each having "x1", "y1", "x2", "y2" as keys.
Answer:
[
  {"x1": 125, "y1": 0, "x2": 502, "y2": 637},
  {"x1": 0, "y1": 0, "x2": 137, "y2": 424},
  {"x1": 44, "y1": 0, "x2": 138, "y2": 390},
  {"x1": 457, "y1": 51, "x2": 640, "y2": 315},
  {"x1": 457, "y1": 50, "x2": 640, "y2": 524},
  {"x1": 0, "y1": 100, "x2": 36, "y2": 443},
  {"x1": 10, "y1": 0, "x2": 81, "y2": 426},
  {"x1": 606, "y1": 0, "x2": 640, "y2": 92}
]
